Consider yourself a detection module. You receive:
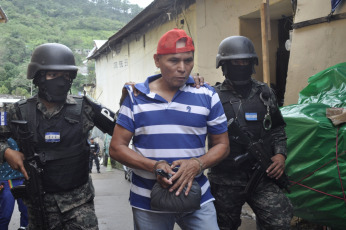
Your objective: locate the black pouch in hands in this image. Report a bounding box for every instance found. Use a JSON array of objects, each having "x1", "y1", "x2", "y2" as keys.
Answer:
[{"x1": 150, "y1": 169, "x2": 201, "y2": 212}]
